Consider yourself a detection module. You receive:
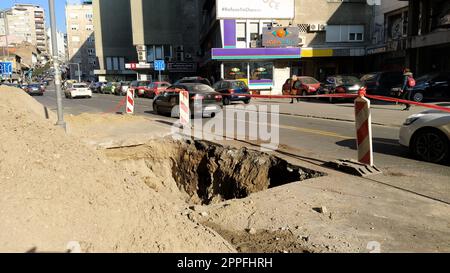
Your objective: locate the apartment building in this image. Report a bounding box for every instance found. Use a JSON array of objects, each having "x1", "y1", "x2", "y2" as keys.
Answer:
[
  {"x1": 47, "y1": 28, "x2": 68, "y2": 63},
  {"x1": 66, "y1": 1, "x2": 96, "y2": 81},
  {"x1": 0, "y1": 4, "x2": 48, "y2": 54},
  {"x1": 93, "y1": 0, "x2": 201, "y2": 82},
  {"x1": 199, "y1": 0, "x2": 372, "y2": 93}
]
